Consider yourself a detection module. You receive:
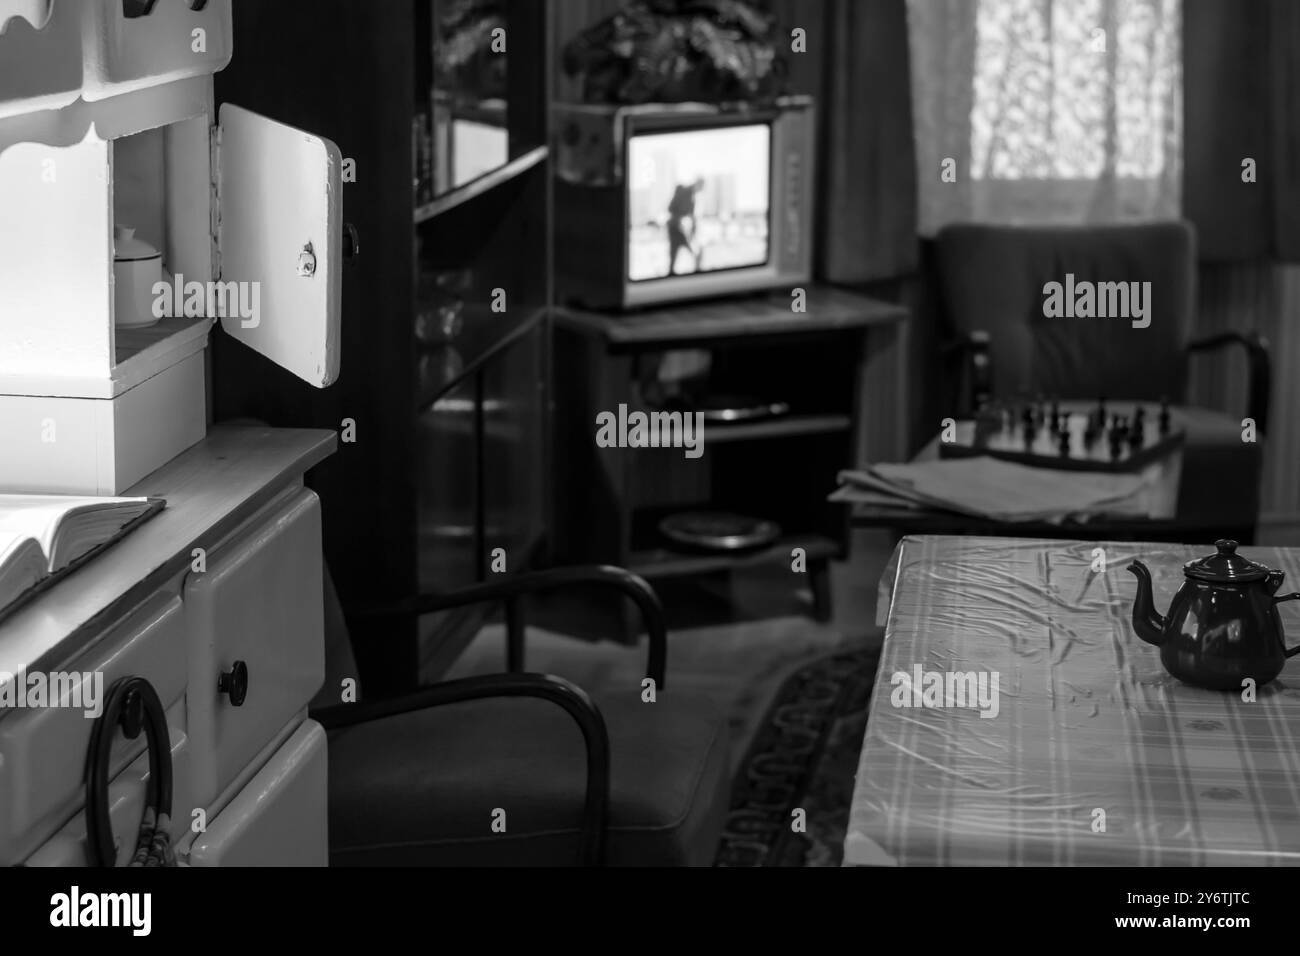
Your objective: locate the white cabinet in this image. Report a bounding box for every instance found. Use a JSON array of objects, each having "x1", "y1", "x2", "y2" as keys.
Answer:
[
  {"x1": 184, "y1": 488, "x2": 325, "y2": 807},
  {"x1": 188, "y1": 719, "x2": 327, "y2": 867},
  {"x1": 0, "y1": 0, "x2": 234, "y2": 119},
  {"x1": 0, "y1": 593, "x2": 187, "y2": 863},
  {"x1": 0, "y1": 2, "x2": 343, "y2": 494},
  {"x1": 0, "y1": 427, "x2": 336, "y2": 867}
]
